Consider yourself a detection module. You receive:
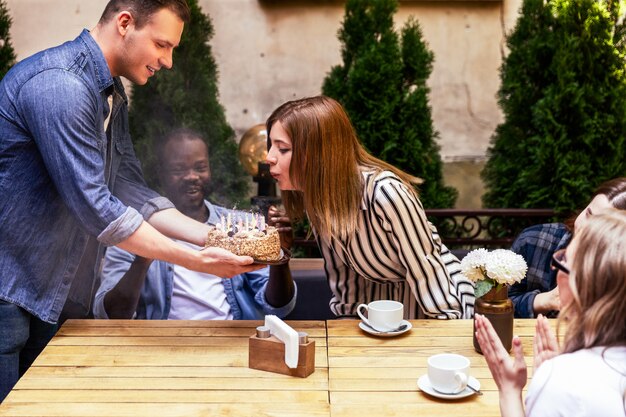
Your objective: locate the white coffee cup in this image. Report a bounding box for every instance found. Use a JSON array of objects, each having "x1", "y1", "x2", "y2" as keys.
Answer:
[
  {"x1": 427, "y1": 353, "x2": 470, "y2": 394},
  {"x1": 357, "y1": 300, "x2": 403, "y2": 332}
]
